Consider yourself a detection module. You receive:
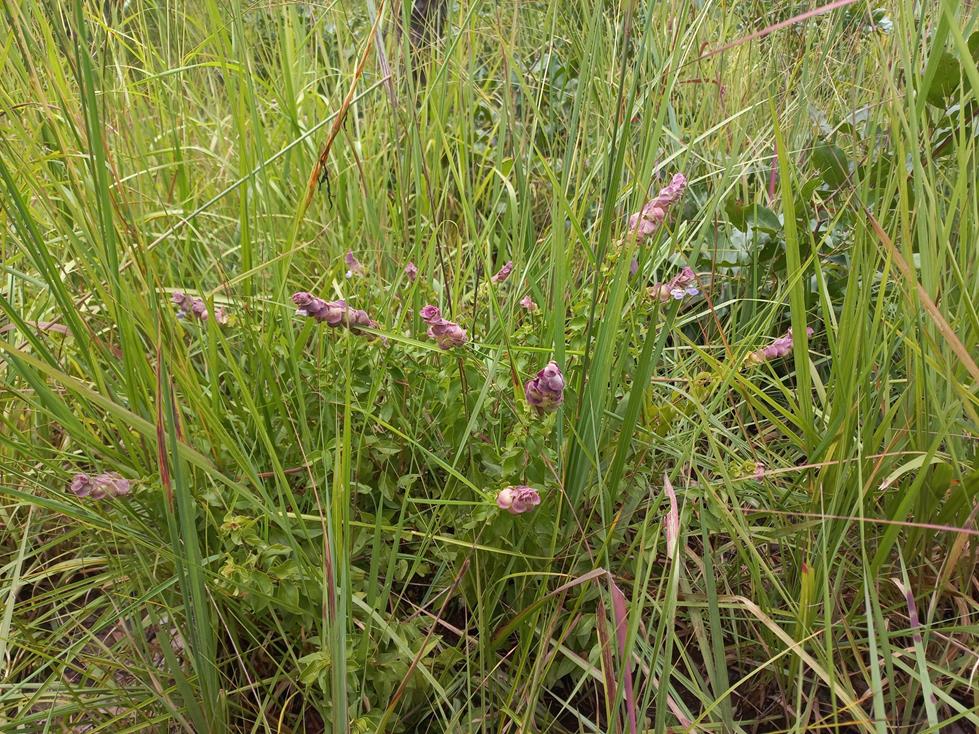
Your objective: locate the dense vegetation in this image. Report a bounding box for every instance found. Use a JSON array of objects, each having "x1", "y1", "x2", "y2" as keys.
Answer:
[{"x1": 1, "y1": 0, "x2": 977, "y2": 731}]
